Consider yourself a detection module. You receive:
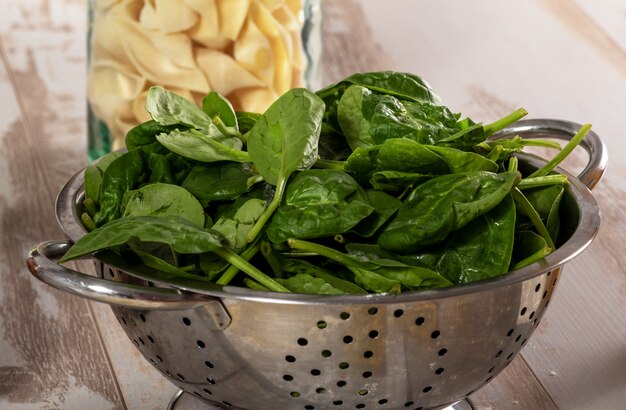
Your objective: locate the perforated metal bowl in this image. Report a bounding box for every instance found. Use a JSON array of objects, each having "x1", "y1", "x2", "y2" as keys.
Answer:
[{"x1": 27, "y1": 119, "x2": 606, "y2": 410}]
